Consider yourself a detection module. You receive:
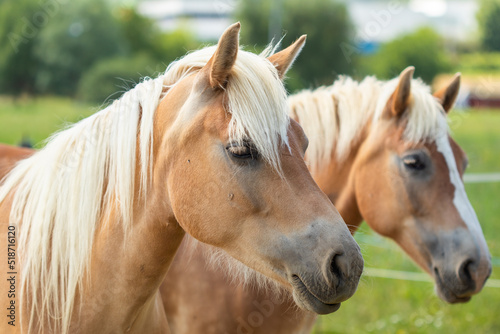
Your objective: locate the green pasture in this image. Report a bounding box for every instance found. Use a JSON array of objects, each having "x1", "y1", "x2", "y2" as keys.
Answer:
[
  {"x1": 0, "y1": 98, "x2": 499, "y2": 333},
  {"x1": 0, "y1": 96, "x2": 94, "y2": 147}
]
